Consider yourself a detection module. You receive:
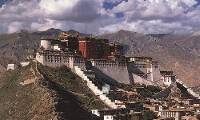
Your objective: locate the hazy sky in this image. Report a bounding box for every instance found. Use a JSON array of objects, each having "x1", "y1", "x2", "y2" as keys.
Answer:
[{"x1": 1, "y1": 0, "x2": 200, "y2": 34}]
